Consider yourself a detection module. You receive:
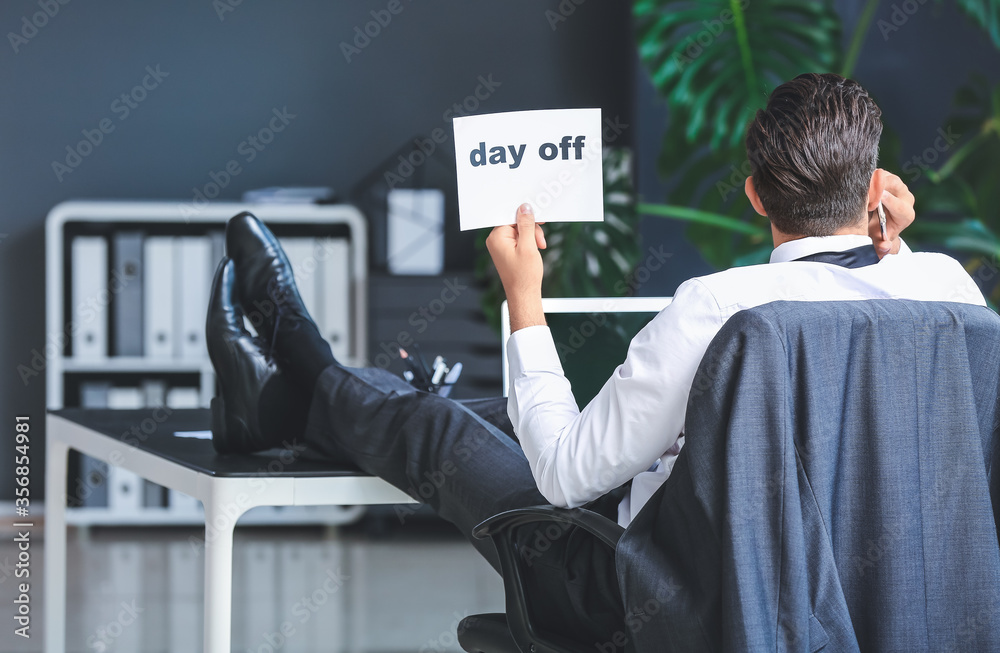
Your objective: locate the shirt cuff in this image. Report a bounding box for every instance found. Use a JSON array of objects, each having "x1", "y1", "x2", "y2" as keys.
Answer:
[
  {"x1": 507, "y1": 325, "x2": 565, "y2": 377},
  {"x1": 897, "y1": 238, "x2": 912, "y2": 255}
]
